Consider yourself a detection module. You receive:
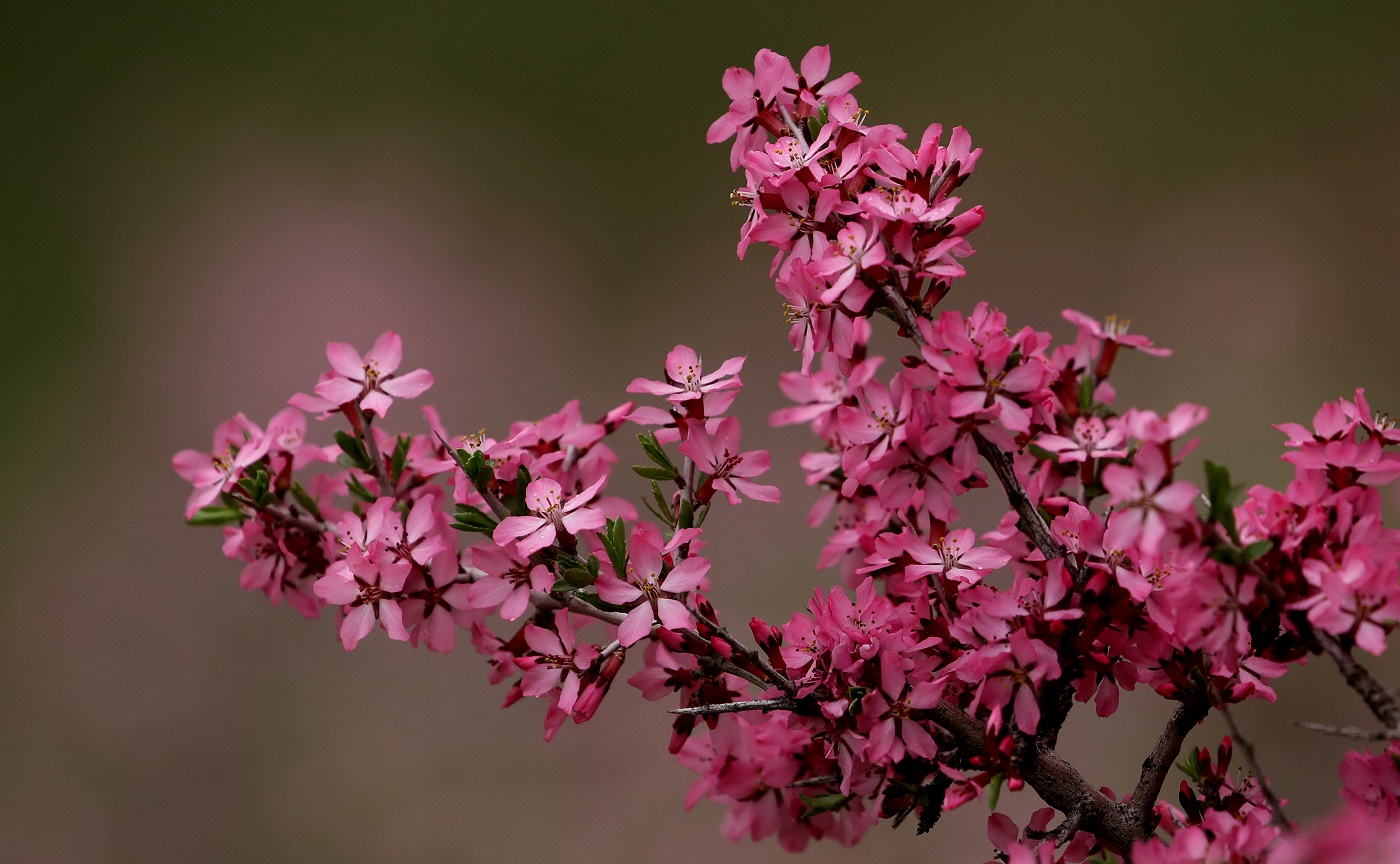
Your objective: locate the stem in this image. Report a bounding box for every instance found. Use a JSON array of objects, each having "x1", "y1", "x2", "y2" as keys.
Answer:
[
  {"x1": 356, "y1": 406, "x2": 395, "y2": 495},
  {"x1": 1125, "y1": 700, "x2": 1210, "y2": 836},
  {"x1": 1313, "y1": 630, "x2": 1400, "y2": 729},
  {"x1": 926, "y1": 701, "x2": 1143, "y2": 855},
  {"x1": 1295, "y1": 721, "x2": 1400, "y2": 741},
  {"x1": 670, "y1": 696, "x2": 799, "y2": 716},
  {"x1": 974, "y1": 435, "x2": 1077, "y2": 581},
  {"x1": 1214, "y1": 691, "x2": 1293, "y2": 835}
]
